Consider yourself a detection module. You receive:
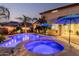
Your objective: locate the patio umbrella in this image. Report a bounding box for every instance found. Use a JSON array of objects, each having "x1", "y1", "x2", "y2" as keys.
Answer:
[
  {"x1": 55, "y1": 14, "x2": 79, "y2": 45},
  {"x1": 40, "y1": 23, "x2": 52, "y2": 27}
]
